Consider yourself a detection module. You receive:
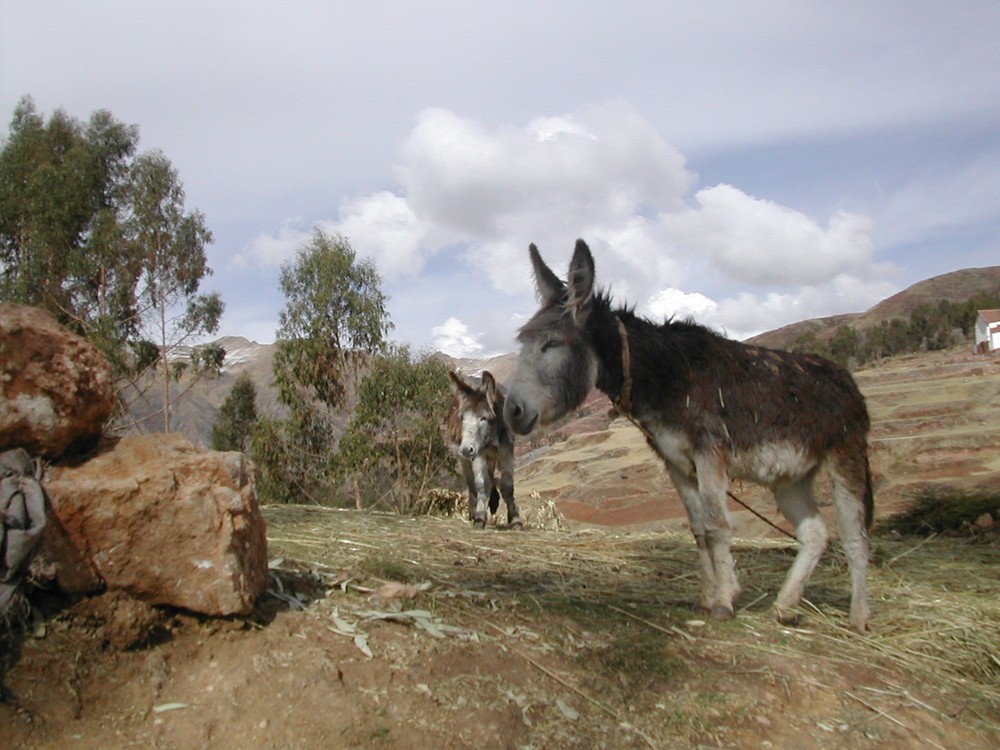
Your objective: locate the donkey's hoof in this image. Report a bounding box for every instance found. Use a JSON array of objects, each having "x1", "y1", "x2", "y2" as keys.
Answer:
[
  {"x1": 775, "y1": 609, "x2": 801, "y2": 627},
  {"x1": 509, "y1": 517, "x2": 524, "y2": 529},
  {"x1": 710, "y1": 605, "x2": 735, "y2": 621},
  {"x1": 849, "y1": 617, "x2": 870, "y2": 635},
  {"x1": 473, "y1": 518, "x2": 486, "y2": 529}
]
